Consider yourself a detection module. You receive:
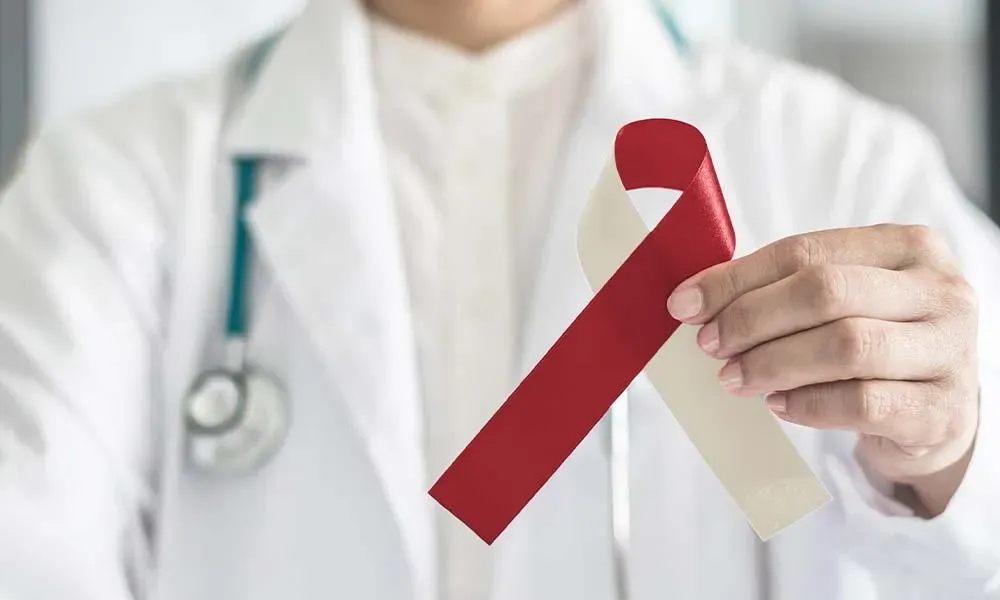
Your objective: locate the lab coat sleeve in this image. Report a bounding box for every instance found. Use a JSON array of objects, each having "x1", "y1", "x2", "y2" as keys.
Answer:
[
  {"x1": 0, "y1": 119, "x2": 166, "y2": 599},
  {"x1": 812, "y1": 102, "x2": 1000, "y2": 595}
]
